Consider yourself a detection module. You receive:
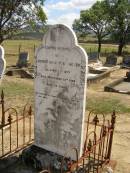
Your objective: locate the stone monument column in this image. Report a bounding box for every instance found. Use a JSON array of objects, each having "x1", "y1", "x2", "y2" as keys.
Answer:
[{"x1": 0, "y1": 45, "x2": 6, "y2": 82}]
